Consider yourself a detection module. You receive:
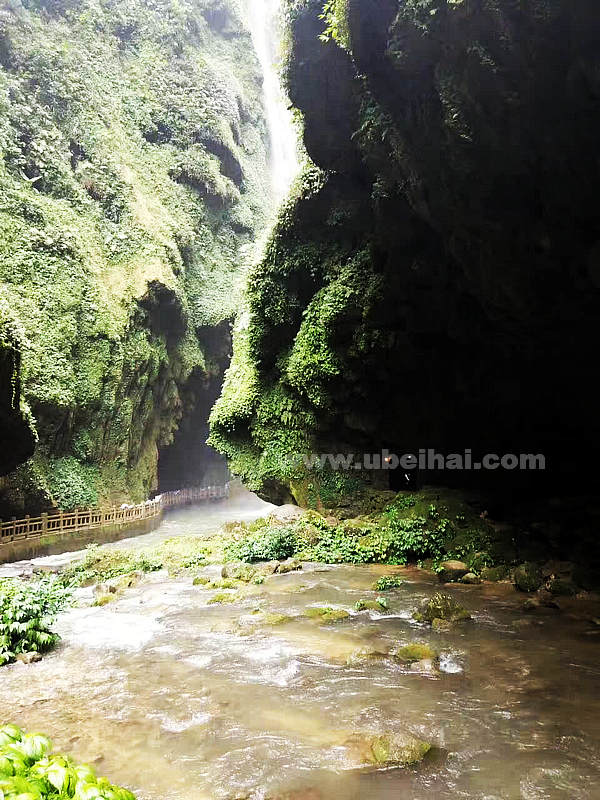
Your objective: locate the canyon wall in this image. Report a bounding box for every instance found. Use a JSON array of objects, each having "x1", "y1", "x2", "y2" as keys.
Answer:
[
  {"x1": 0, "y1": 0, "x2": 270, "y2": 513},
  {"x1": 210, "y1": 0, "x2": 600, "y2": 504}
]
